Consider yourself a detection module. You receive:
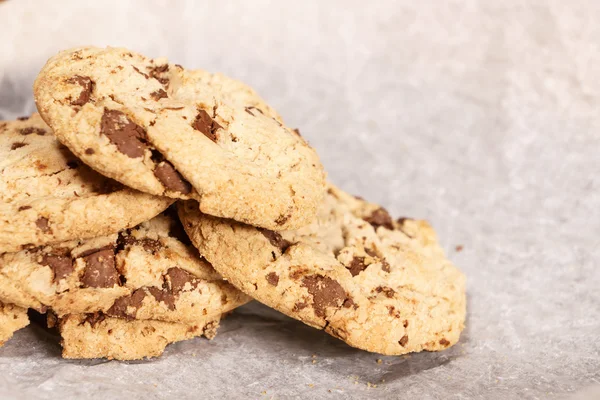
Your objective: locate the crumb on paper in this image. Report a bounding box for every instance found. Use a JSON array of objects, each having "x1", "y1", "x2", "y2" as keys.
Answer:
[
  {"x1": 455, "y1": 245, "x2": 464, "y2": 252},
  {"x1": 308, "y1": 384, "x2": 314, "y2": 388},
  {"x1": 312, "y1": 360, "x2": 316, "y2": 364},
  {"x1": 367, "y1": 382, "x2": 378, "y2": 388},
  {"x1": 376, "y1": 359, "x2": 382, "y2": 364}
]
